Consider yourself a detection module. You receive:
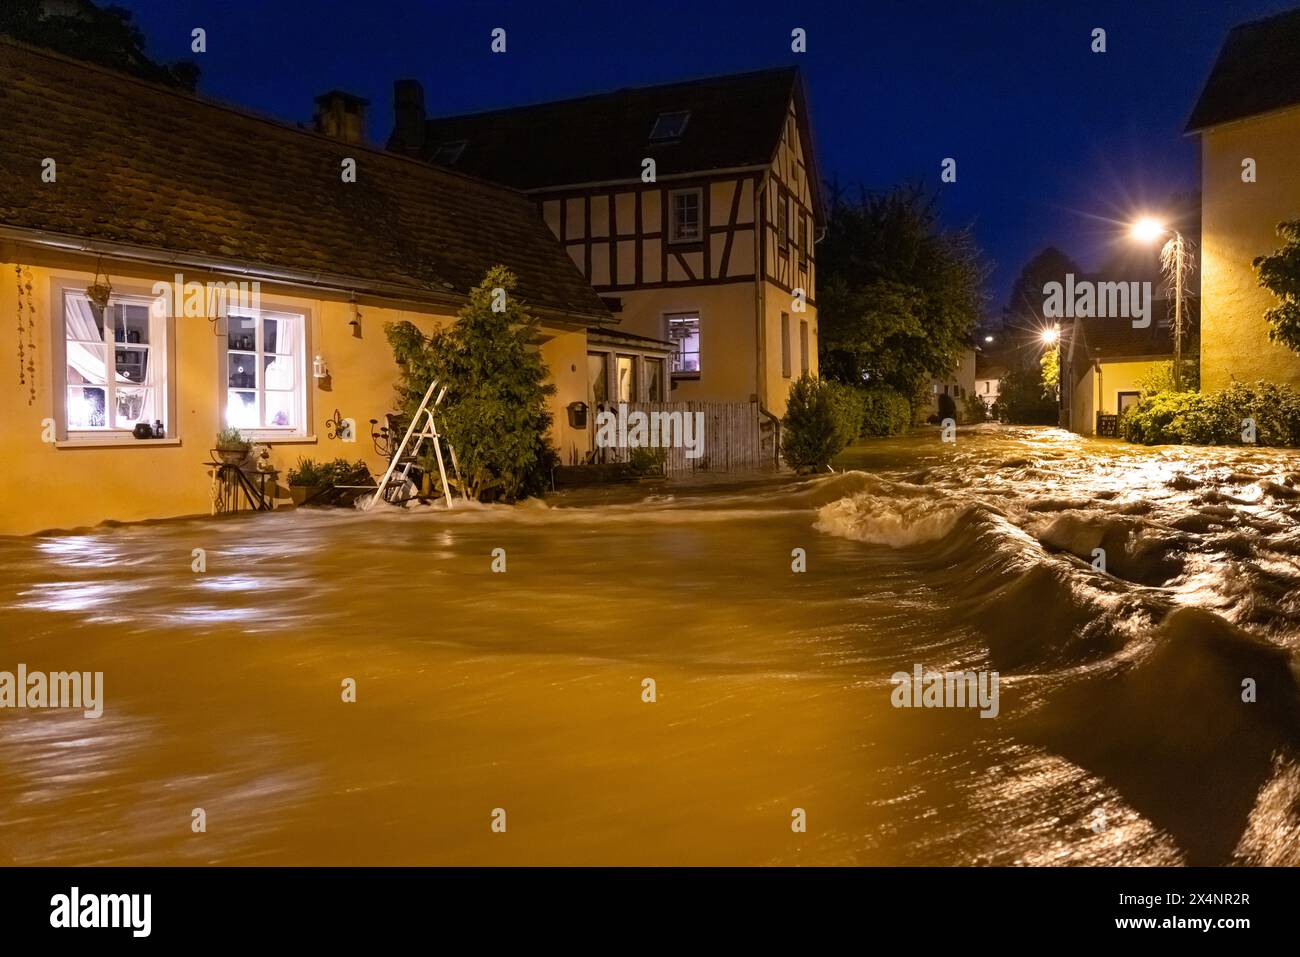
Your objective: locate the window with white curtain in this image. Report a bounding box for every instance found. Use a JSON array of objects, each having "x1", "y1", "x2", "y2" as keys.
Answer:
[
  {"x1": 62, "y1": 290, "x2": 166, "y2": 433},
  {"x1": 224, "y1": 309, "x2": 306, "y2": 435}
]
